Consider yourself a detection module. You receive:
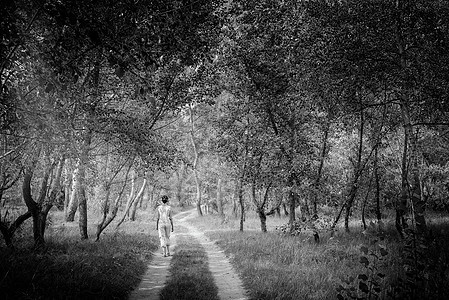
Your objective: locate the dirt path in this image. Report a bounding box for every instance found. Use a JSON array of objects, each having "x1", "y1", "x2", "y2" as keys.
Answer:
[
  {"x1": 128, "y1": 230, "x2": 177, "y2": 300},
  {"x1": 129, "y1": 209, "x2": 248, "y2": 300}
]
